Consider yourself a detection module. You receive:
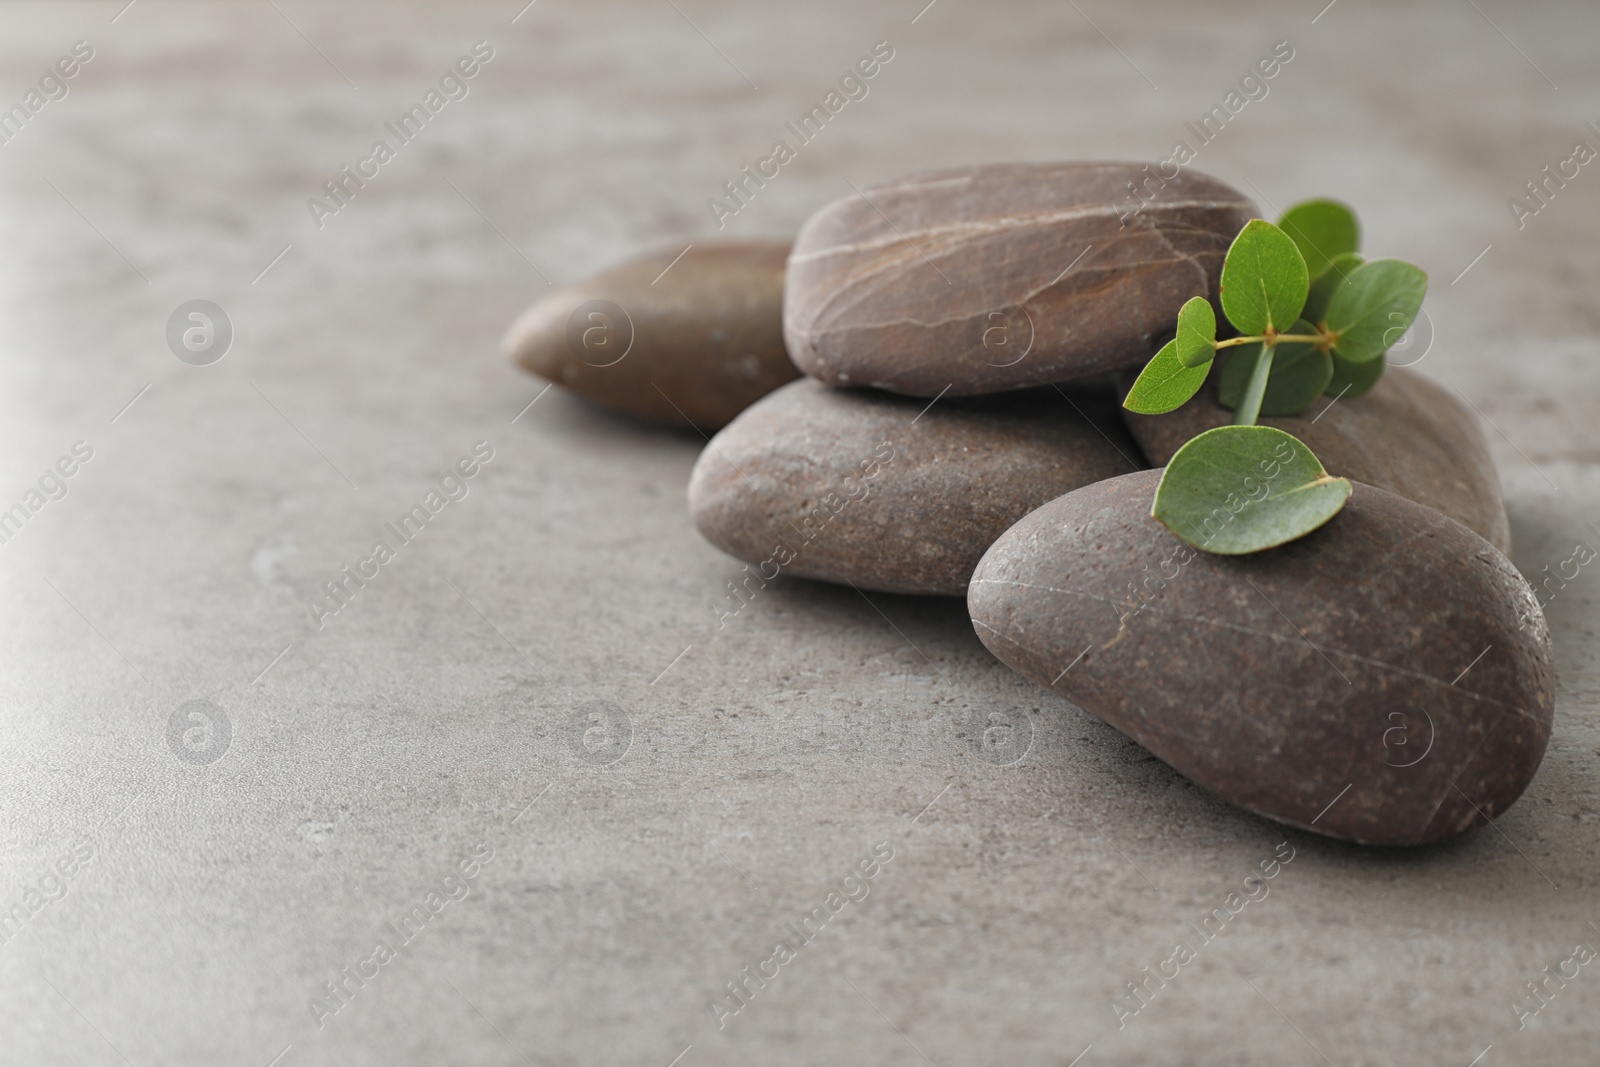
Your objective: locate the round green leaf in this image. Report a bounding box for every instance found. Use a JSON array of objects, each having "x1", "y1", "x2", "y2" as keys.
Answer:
[
  {"x1": 1277, "y1": 199, "x2": 1360, "y2": 280},
  {"x1": 1301, "y1": 252, "x2": 1363, "y2": 326},
  {"x1": 1325, "y1": 258, "x2": 1428, "y2": 364},
  {"x1": 1219, "y1": 219, "x2": 1310, "y2": 336},
  {"x1": 1175, "y1": 296, "x2": 1217, "y2": 368},
  {"x1": 1122, "y1": 338, "x2": 1209, "y2": 415},
  {"x1": 1263, "y1": 350, "x2": 1333, "y2": 415},
  {"x1": 1216, "y1": 322, "x2": 1333, "y2": 417},
  {"x1": 1327, "y1": 349, "x2": 1384, "y2": 398},
  {"x1": 1152, "y1": 425, "x2": 1352, "y2": 555}
]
